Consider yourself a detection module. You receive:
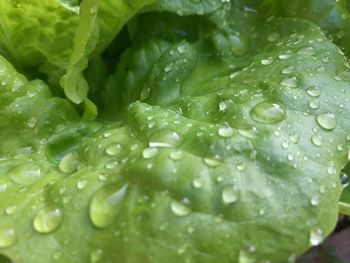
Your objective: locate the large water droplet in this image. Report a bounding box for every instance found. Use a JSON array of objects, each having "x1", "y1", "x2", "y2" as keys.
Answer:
[
  {"x1": 222, "y1": 186, "x2": 240, "y2": 205},
  {"x1": 309, "y1": 228, "x2": 324, "y2": 246},
  {"x1": 89, "y1": 183, "x2": 128, "y2": 229},
  {"x1": 149, "y1": 130, "x2": 181, "y2": 148},
  {"x1": 170, "y1": 200, "x2": 191, "y2": 216},
  {"x1": 316, "y1": 113, "x2": 337, "y2": 130},
  {"x1": 0, "y1": 226, "x2": 16, "y2": 248},
  {"x1": 250, "y1": 101, "x2": 285, "y2": 124},
  {"x1": 33, "y1": 207, "x2": 63, "y2": 234},
  {"x1": 8, "y1": 162, "x2": 42, "y2": 185}
]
